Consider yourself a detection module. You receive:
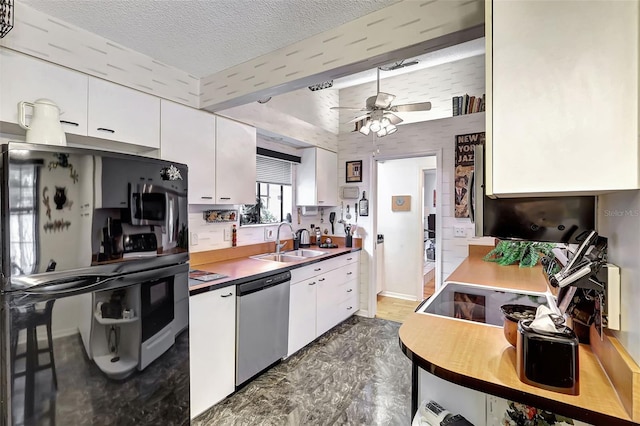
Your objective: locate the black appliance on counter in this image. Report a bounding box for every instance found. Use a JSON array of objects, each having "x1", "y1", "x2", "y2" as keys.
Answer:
[
  {"x1": 0, "y1": 142, "x2": 190, "y2": 425},
  {"x1": 471, "y1": 144, "x2": 596, "y2": 243}
]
